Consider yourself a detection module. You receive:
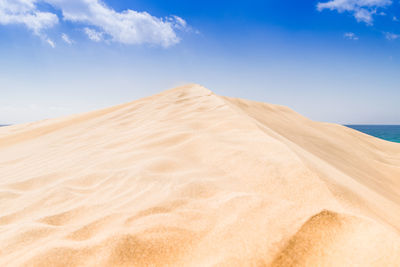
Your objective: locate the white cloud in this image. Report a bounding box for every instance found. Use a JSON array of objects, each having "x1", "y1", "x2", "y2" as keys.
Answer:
[
  {"x1": 0, "y1": 0, "x2": 58, "y2": 35},
  {"x1": 354, "y1": 8, "x2": 376, "y2": 23},
  {"x1": 344, "y1": 32, "x2": 359, "y2": 40},
  {"x1": 385, "y1": 32, "x2": 399, "y2": 40},
  {"x1": 84, "y1": 27, "x2": 102, "y2": 42},
  {"x1": 170, "y1": 15, "x2": 187, "y2": 31},
  {"x1": 0, "y1": 0, "x2": 187, "y2": 47},
  {"x1": 52, "y1": 0, "x2": 185, "y2": 47},
  {"x1": 61, "y1": 33, "x2": 73, "y2": 44},
  {"x1": 46, "y1": 38, "x2": 55, "y2": 47},
  {"x1": 317, "y1": 0, "x2": 392, "y2": 24},
  {"x1": 394, "y1": 16, "x2": 399, "y2": 21}
]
